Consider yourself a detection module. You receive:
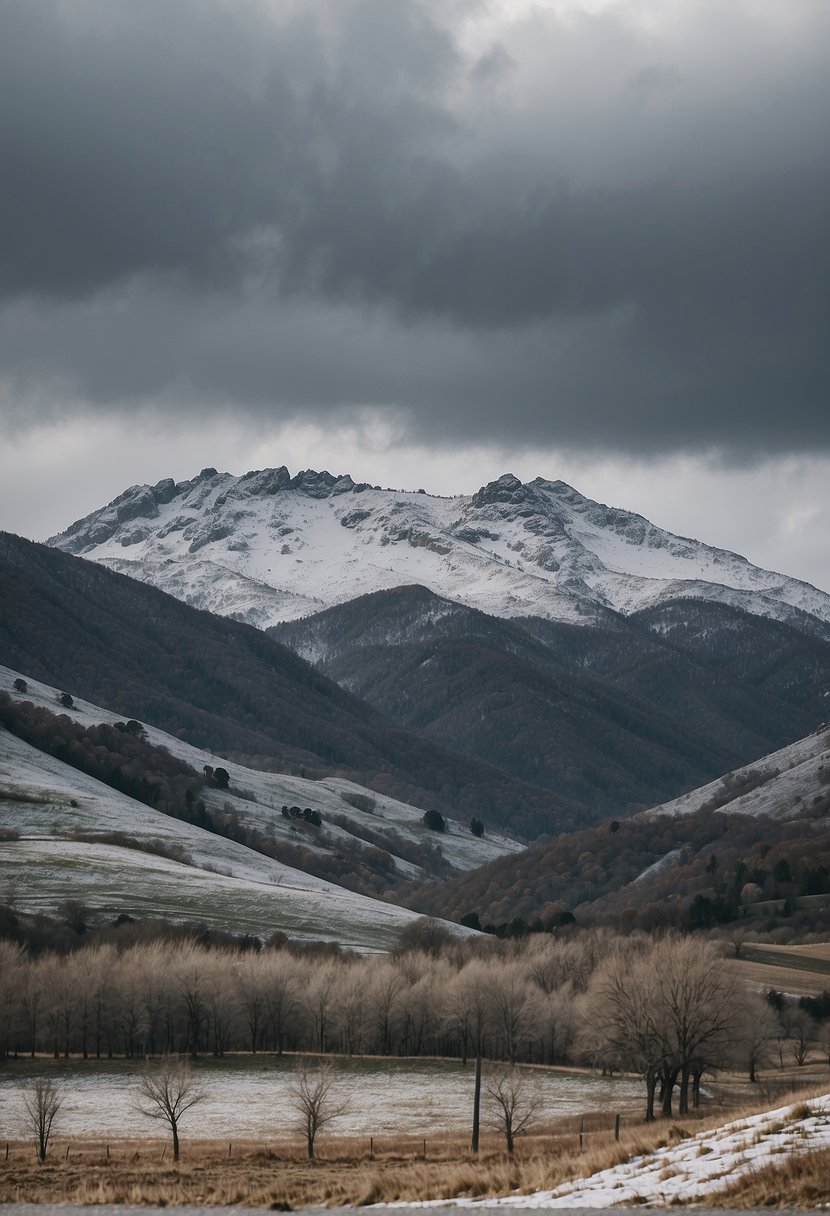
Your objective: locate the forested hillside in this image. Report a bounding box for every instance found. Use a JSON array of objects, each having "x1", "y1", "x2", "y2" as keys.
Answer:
[
  {"x1": 273, "y1": 586, "x2": 829, "y2": 817},
  {"x1": 0, "y1": 533, "x2": 586, "y2": 837},
  {"x1": 410, "y1": 731, "x2": 830, "y2": 932}
]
